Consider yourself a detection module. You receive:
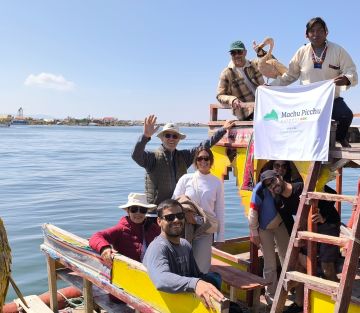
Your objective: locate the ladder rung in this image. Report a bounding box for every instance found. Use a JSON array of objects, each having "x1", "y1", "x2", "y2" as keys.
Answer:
[
  {"x1": 286, "y1": 271, "x2": 339, "y2": 296},
  {"x1": 297, "y1": 231, "x2": 349, "y2": 247},
  {"x1": 306, "y1": 192, "x2": 357, "y2": 204}
]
